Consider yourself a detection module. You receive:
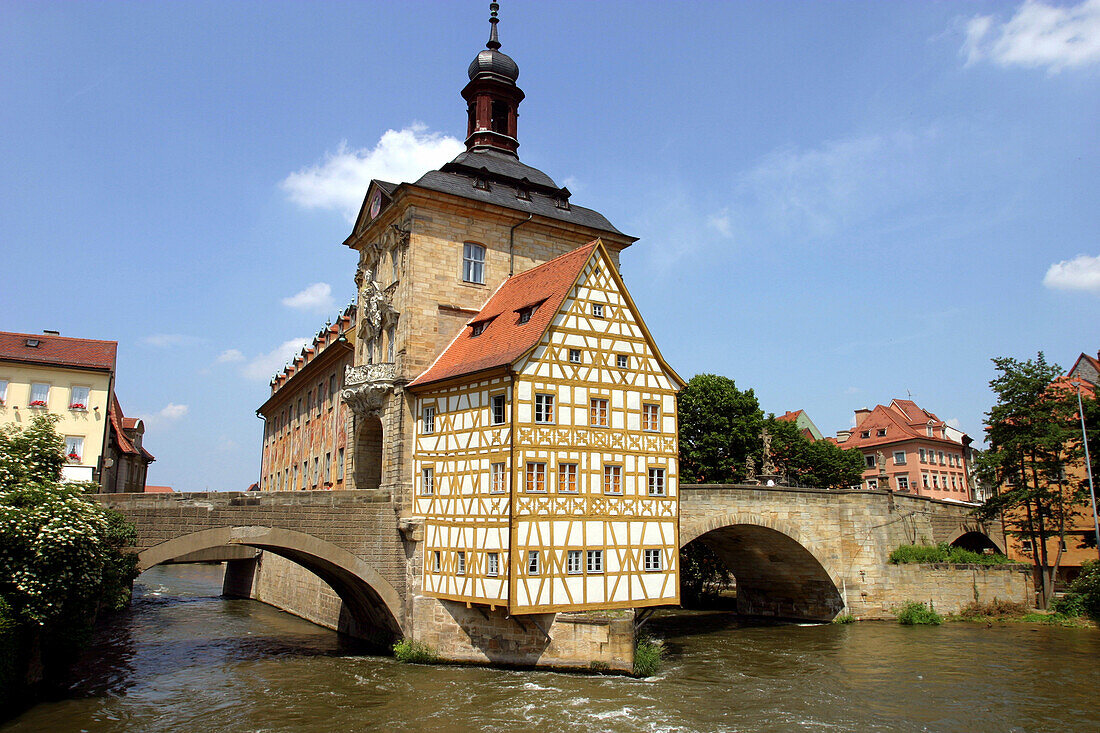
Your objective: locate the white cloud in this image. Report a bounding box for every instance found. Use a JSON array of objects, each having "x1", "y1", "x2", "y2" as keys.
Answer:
[
  {"x1": 946, "y1": 417, "x2": 963, "y2": 430},
  {"x1": 216, "y1": 348, "x2": 245, "y2": 363},
  {"x1": 158, "y1": 403, "x2": 189, "y2": 420},
  {"x1": 144, "y1": 333, "x2": 201, "y2": 348},
  {"x1": 281, "y1": 124, "x2": 464, "y2": 221},
  {"x1": 241, "y1": 337, "x2": 311, "y2": 382},
  {"x1": 1043, "y1": 254, "x2": 1100, "y2": 293},
  {"x1": 963, "y1": 0, "x2": 1100, "y2": 72},
  {"x1": 707, "y1": 209, "x2": 732, "y2": 238},
  {"x1": 281, "y1": 282, "x2": 335, "y2": 313}
]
